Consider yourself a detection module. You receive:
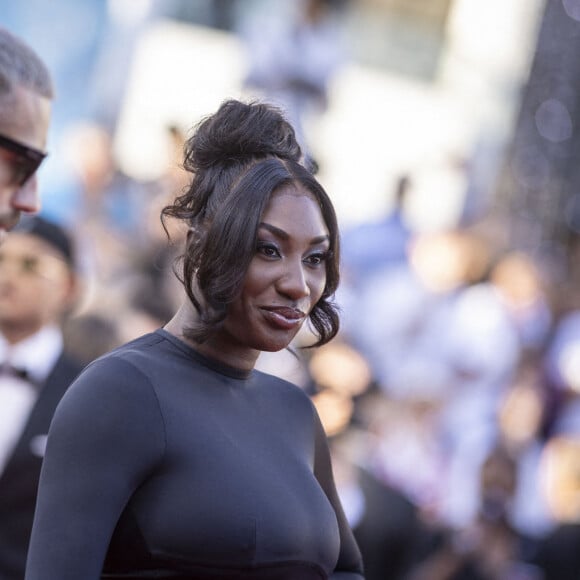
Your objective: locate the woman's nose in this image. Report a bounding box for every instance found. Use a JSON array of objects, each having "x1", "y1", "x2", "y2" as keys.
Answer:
[{"x1": 278, "y1": 260, "x2": 310, "y2": 300}]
